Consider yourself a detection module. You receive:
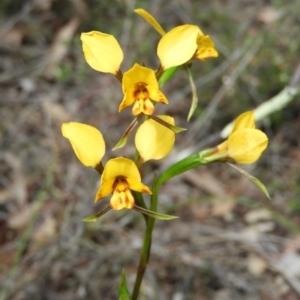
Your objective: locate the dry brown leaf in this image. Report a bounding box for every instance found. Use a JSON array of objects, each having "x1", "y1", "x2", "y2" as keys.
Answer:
[
  {"x1": 44, "y1": 16, "x2": 81, "y2": 79},
  {"x1": 190, "y1": 203, "x2": 211, "y2": 220},
  {"x1": 0, "y1": 189, "x2": 12, "y2": 204},
  {"x1": 33, "y1": 215, "x2": 57, "y2": 244},
  {"x1": 211, "y1": 199, "x2": 236, "y2": 218},
  {"x1": 8, "y1": 202, "x2": 38, "y2": 229},
  {"x1": 70, "y1": 0, "x2": 87, "y2": 17},
  {"x1": 256, "y1": 6, "x2": 282, "y2": 24},
  {"x1": 2, "y1": 27, "x2": 24, "y2": 47},
  {"x1": 0, "y1": 249, "x2": 16, "y2": 268},
  {"x1": 247, "y1": 254, "x2": 268, "y2": 276},
  {"x1": 276, "y1": 253, "x2": 300, "y2": 280},
  {"x1": 33, "y1": 0, "x2": 52, "y2": 12},
  {"x1": 244, "y1": 209, "x2": 272, "y2": 224},
  {"x1": 182, "y1": 170, "x2": 226, "y2": 196},
  {"x1": 282, "y1": 236, "x2": 300, "y2": 255},
  {"x1": 3, "y1": 152, "x2": 27, "y2": 205},
  {"x1": 42, "y1": 99, "x2": 72, "y2": 123},
  {"x1": 241, "y1": 222, "x2": 275, "y2": 242}
]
